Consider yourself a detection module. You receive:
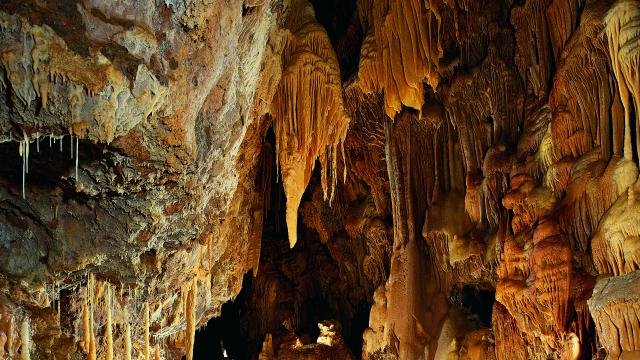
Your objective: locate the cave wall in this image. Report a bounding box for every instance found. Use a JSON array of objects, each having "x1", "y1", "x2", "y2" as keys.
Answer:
[{"x1": 0, "y1": 0, "x2": 639, "y2": 359}]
